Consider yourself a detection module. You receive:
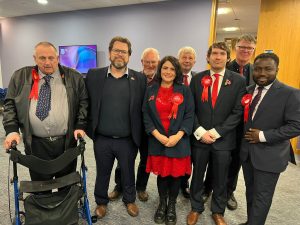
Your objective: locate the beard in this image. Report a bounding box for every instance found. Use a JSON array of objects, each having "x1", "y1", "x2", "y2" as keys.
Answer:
[{"x1": 111, "y1": 58, "x2": 128, "y2": 70}]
